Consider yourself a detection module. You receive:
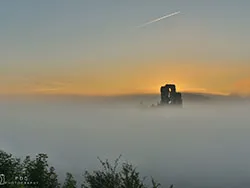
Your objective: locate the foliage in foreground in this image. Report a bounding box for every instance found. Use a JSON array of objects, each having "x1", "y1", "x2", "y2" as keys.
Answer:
[
  {"x1": 62, "y1": 172, "x2": 77, "y2": 188},
  {"x1": 82, "y1": 155, "x2": 161, "y2": 188},
  {"x1": 0, "y1": 150, "x2": 61, "y2": 188},
  {"x1": 0, "y1": 150, "x2": 173, "y2": 188}
]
